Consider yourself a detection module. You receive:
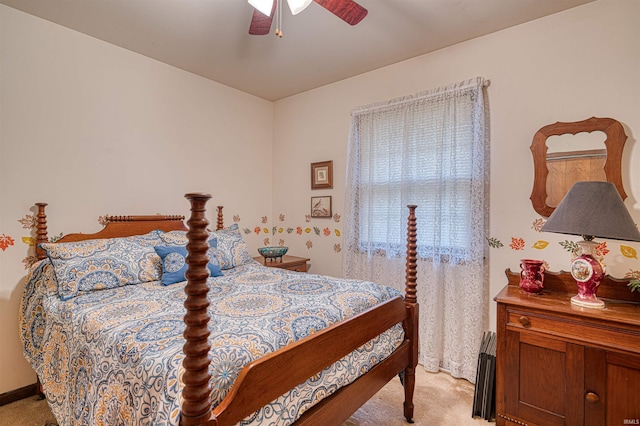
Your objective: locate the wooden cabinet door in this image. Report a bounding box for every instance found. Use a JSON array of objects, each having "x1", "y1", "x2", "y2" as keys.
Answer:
[
  {"x1": 586, "y1": 349, "x2": 640, "y2": 425},
  {"x1": 504, "y1": 329, "x2": 584, "y2": 426}
]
